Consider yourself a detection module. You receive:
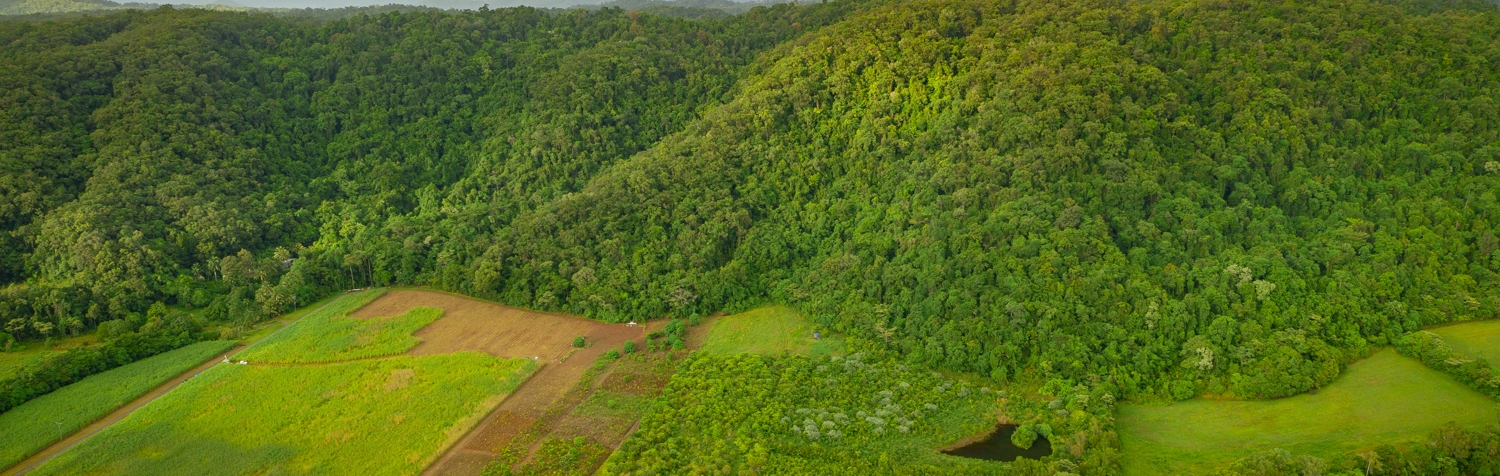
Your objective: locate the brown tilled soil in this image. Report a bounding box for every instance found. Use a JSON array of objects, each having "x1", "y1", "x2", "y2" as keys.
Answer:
[
  {"x1": 354, "y1": 290, "x2": 648, "y2": 476},
  {"x1": 350, "y1": 290, "x2": 641, "y2": 361}
]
